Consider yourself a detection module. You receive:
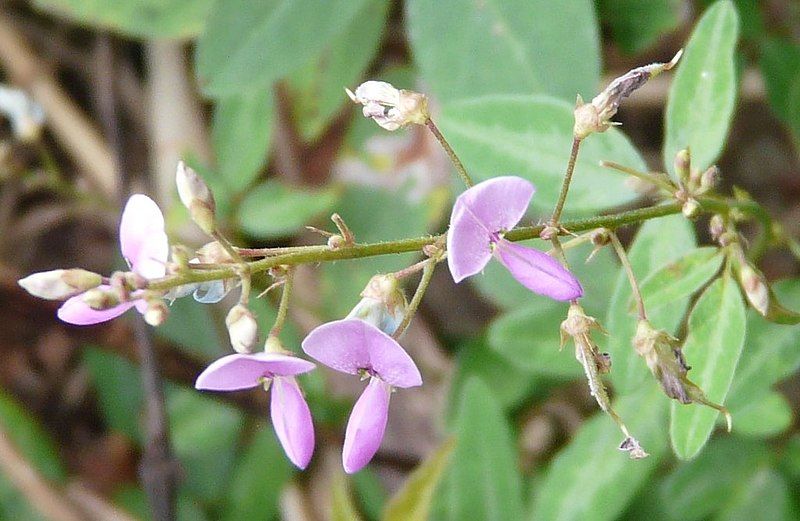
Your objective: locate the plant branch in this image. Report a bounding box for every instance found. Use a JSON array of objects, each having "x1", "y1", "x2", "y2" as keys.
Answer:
[
  {"x1": 393, "y1": 258, "x2": 438, "y2": 339},
  {"x1": 609, "y1": 231, "x2": 647, "y2": 320},
  {"x1": 425, "y1": 118, "x2": 474, "y2": 188},
  {"x1": 269, "y1": 267, "x2": 294, "y2": 338},
  {"x1": 551, "y1": 137, "x2": 582, "y2": 224}
]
